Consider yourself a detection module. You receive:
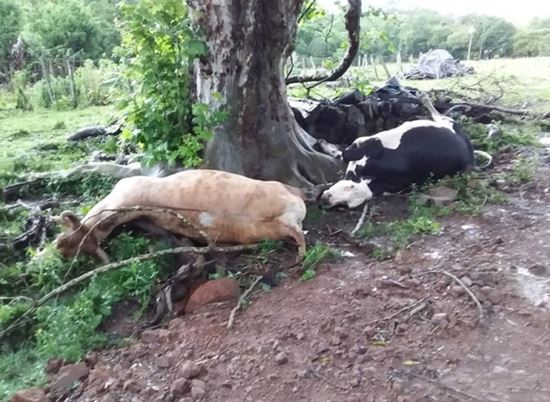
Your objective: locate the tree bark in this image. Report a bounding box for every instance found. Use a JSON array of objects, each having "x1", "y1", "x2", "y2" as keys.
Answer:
[{"x1": 187, "y1": 0, "x2": 342, "y2": 188}]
